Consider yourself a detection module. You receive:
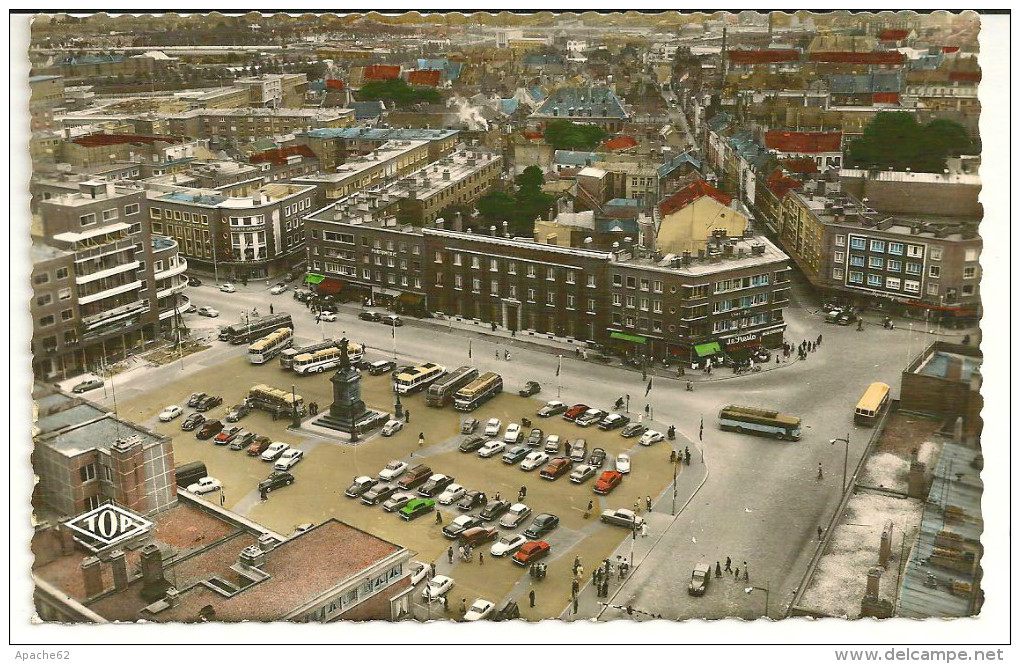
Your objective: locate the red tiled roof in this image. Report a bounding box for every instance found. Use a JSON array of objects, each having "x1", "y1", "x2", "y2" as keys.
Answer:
[
  {"x1": 325, "y1": 78, "x2": 346, "y2": 90},
  {"x1": 249, "y1": 144, "x2": 317, "y2": 166},
  {"x1": 603, "y1": 135, "x2": 638, "y2": 151},
  {"x1": 407, "y1": 69, "x2": 441, "y2": 86},
  {"x1": 364, "y1": 64, "x2": 401, "y2": 81},
  {"x1": 779, "y1": 158, "x2": 818, "y2": 174},
  {"x1": 872, "y1": 91, "x2": 900, "y2": 104},
  {"x1": 949, "y1": 70, "x2": 981, "y2": 82},
  {"x1": 878, "y1": 29, "x2": 910, "y2": 41},
  {"x1": 522, "y1": 131, "x2": 543, "y2": 140},
  {"x1": 727, "y1": 49, "x2": 800, "y2": 65},
  {"x1": 658, "y1": 179, "x2": 732, "y2": 217},
  {"x1": 765, "y1": 130, "x2": 842, "y2": 154},
  {"x1": 941, "y1": 46, "x2": 960, "y2": 53},
  {"x1": 72, "y1": 133, "x2": 184, "y2": 147},
  {"x1": 809, "y1": 51, "x2": 905, "y2": 65},
  {"x1": 765, "y1": 168, "x2": 803, "y2": 200}
]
